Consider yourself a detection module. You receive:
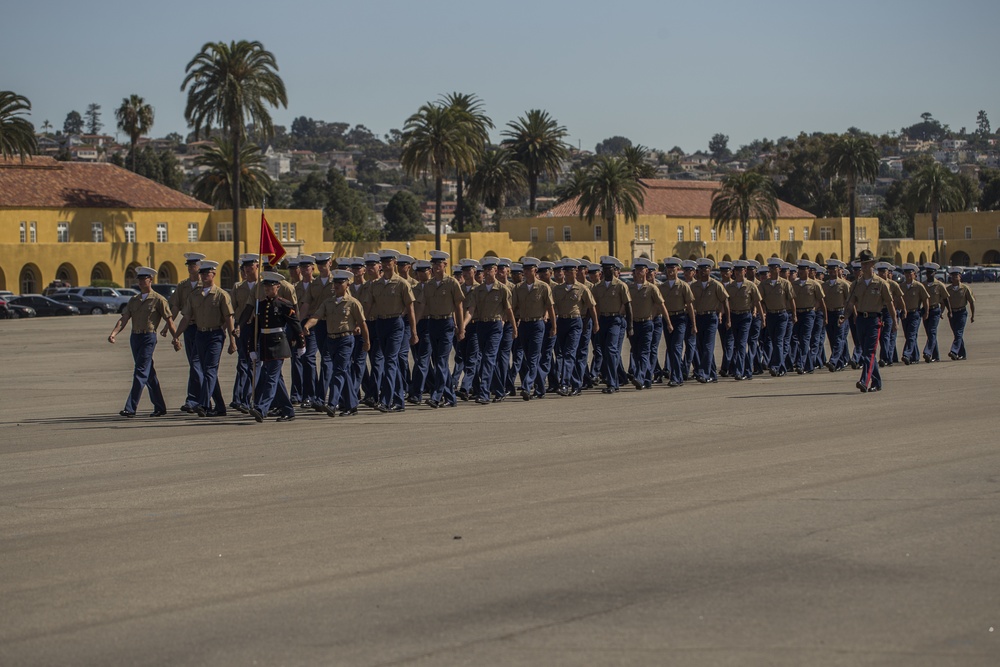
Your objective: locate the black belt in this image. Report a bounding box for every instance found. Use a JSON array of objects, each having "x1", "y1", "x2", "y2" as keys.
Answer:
[
  {"x1": 197, "y1": 326, "x2": 222, "y2": 332},
  {"x1": 731, "y1": 309, "x2": 751, "y2": 314},
  {"x1": 521, "y1": 317, "x2": 544, "y2": 322},
  {"x1": 329, "y1": 331, "x2": 353, "y2": 339},
  {"x1": 557, "y1": 315, "x2": 581, "y2": 320},
  {"x1": 377, "y1": 314, "x2": 403, "y2": 320},
  {"x1": 423, "y1": 314, "x2": 453, "y2": 320},
  {"x1": 796, "y1": 308, "x2": 813, "y2": 312},
  {"x1": 767, "y1": 309, "x2": 786, "y2": 314},
  {"x1": 668, "y1": 309, "x2": 687, "y2": 316},
  {"x1": 695, "y1": 311, "x2": 718, "y2": 316},
  {"x1": 633, "y1": 317, "x2": 652, "y2": 322},
  {"x1": 951, "y1": 307, "x2": 966, "y2": 312},
  {"x1": 474, "y1": 317, "x2": 502, "y2": 323},
  {"x1": 599, "y1": 312, "x2": 621, "y2": 317},
  {"x1": 857, "y1": 311, "x2": 880, "y2": 318}
]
